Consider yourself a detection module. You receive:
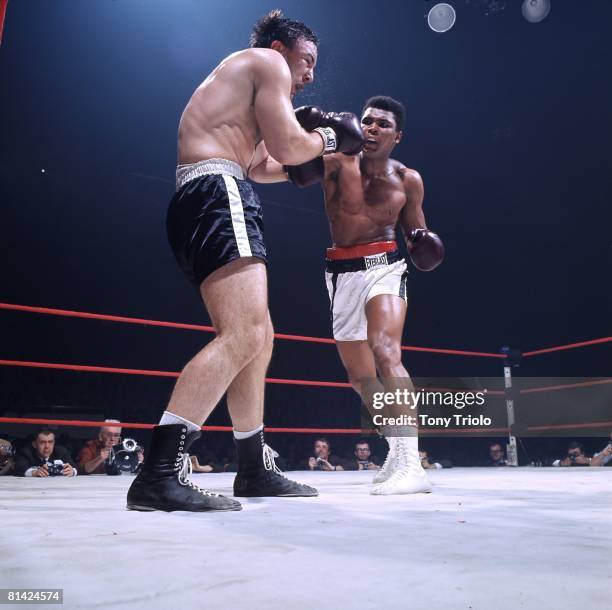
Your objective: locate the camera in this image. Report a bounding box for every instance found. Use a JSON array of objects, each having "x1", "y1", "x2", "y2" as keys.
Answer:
[
  {"x1": 46, "y1": 460, "x2": 64, "y2": 476},
  {"x1": 0, "y1": 442, "x2": 14, "y2": 467},
  {"x1": 107, "y1": 438, "x2": 143, "y2": 474}
]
